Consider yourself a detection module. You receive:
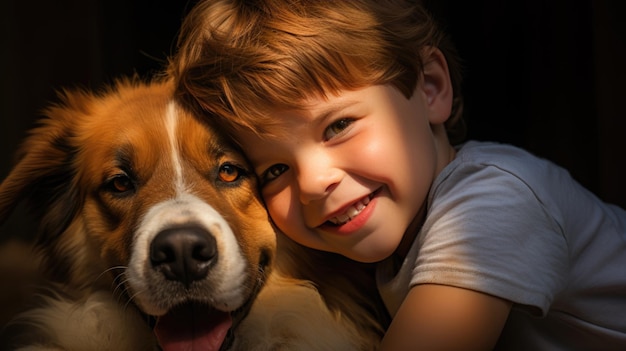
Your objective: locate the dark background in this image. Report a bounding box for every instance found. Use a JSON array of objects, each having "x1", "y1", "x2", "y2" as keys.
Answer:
[{"x1": 1, "y1": 0, "x2": 625, "y2": 239}]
